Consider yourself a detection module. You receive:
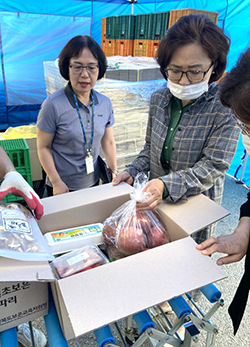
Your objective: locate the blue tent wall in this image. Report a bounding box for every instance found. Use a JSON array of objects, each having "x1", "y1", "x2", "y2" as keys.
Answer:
[
  {"x1": 1, "y1": 0, "x2": 250, "y2": 184},
  {"x1": 0, "y1": 1, "x2": 250, "y2": 185},
  {"x1": 0, "y1": 0, "x2": 132, "y2": 129},
  {"x1": 0, "y1": 10, "x2": 93, "y2": 128},
  {"x1": 1, "y1": 0, "x2": 250, "y2": 130}
]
